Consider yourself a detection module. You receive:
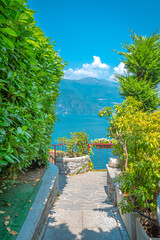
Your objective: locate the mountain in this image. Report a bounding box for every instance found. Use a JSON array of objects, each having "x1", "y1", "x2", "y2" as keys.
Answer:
[{"x1": 56, "y1": 77, "x2": 122, "y2": 115}]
